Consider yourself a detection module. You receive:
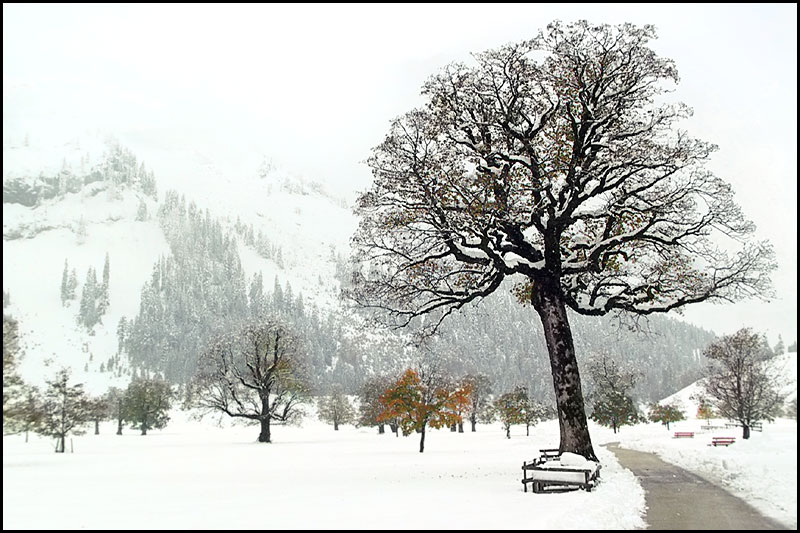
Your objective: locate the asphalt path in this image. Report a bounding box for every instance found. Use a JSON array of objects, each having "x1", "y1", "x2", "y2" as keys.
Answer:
[{"x1": 604, "y1": 443, "x2": 788, "y2": 530}]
